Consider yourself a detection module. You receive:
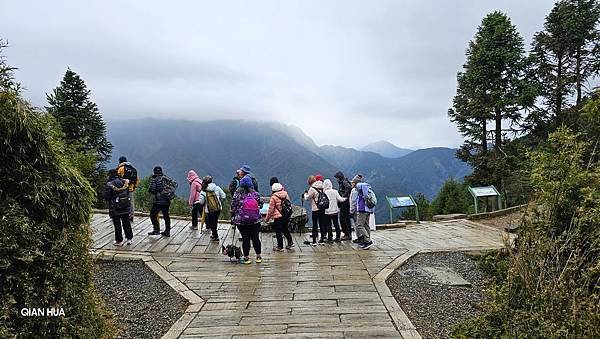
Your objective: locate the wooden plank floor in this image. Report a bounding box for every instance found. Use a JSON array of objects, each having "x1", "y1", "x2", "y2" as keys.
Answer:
[{"x1": 91, "y1": 214, "x2": 510, "y2": 338}]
